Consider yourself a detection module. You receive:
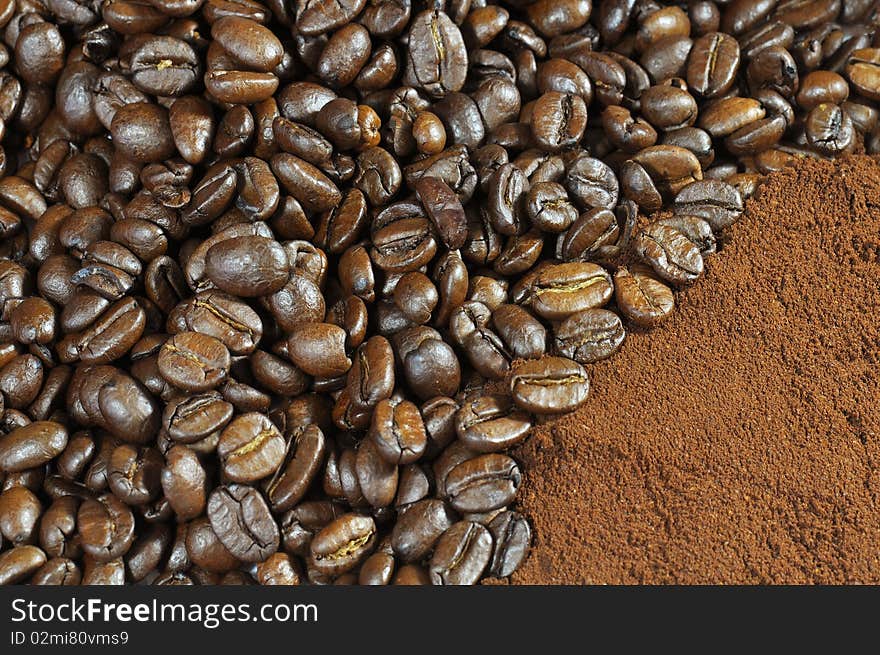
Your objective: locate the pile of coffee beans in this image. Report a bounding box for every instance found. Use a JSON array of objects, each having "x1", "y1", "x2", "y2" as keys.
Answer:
[{"x1": 0, "y1": 0, "x2": 877, "y2": 585}]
